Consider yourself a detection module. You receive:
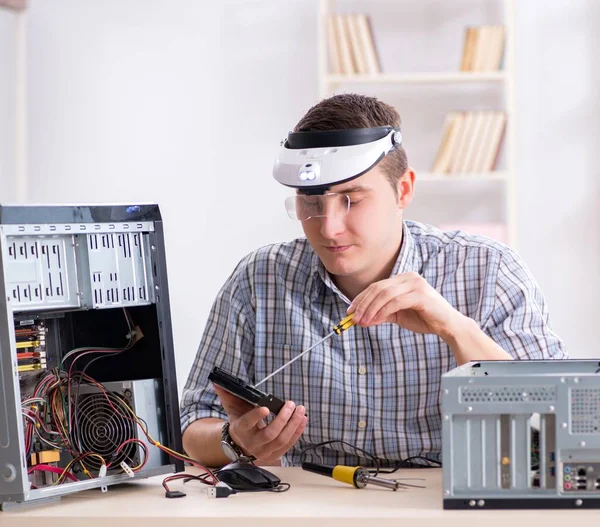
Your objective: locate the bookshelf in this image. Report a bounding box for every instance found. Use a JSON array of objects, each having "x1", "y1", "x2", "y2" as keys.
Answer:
[
  {"x1": 317, "y1": 0, "x2": 517, "y2": 248},
  {"x1": 419, "y1": 171, "x2": 509, "y2": 182},
  {"x1": 326, "y1": 72, "x2": 507, "y2": 85}
]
